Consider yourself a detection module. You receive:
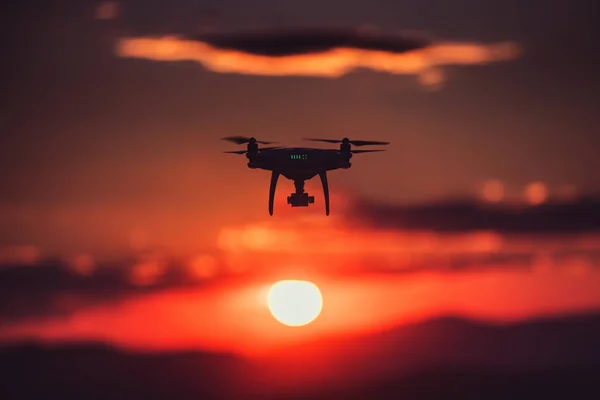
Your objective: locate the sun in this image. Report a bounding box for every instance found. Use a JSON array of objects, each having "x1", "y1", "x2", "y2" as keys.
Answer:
[{"x1": 268, "y1": 280, "x2": 323, "y2": 327}]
